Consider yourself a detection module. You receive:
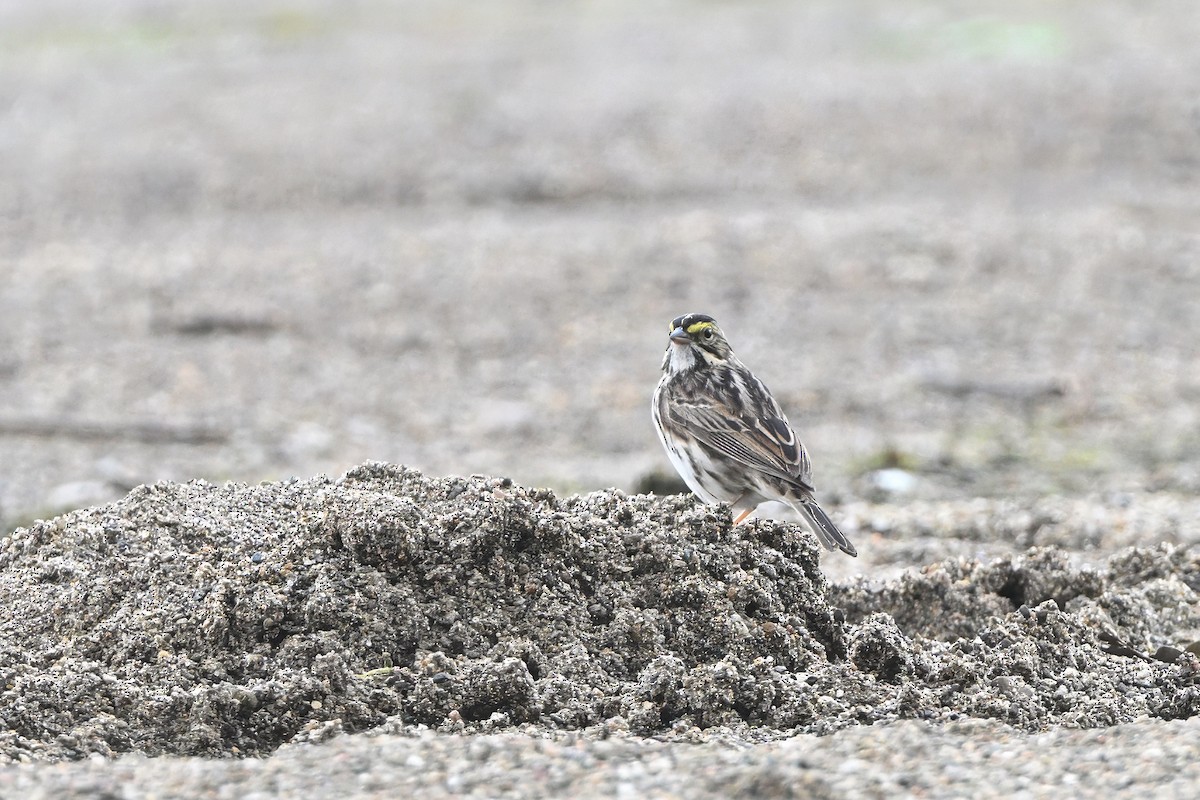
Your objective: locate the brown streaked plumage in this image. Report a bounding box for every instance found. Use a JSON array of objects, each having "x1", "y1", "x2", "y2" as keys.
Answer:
[{"x1": 652, "y1": 313, "x2": 857, "y2": 557}]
